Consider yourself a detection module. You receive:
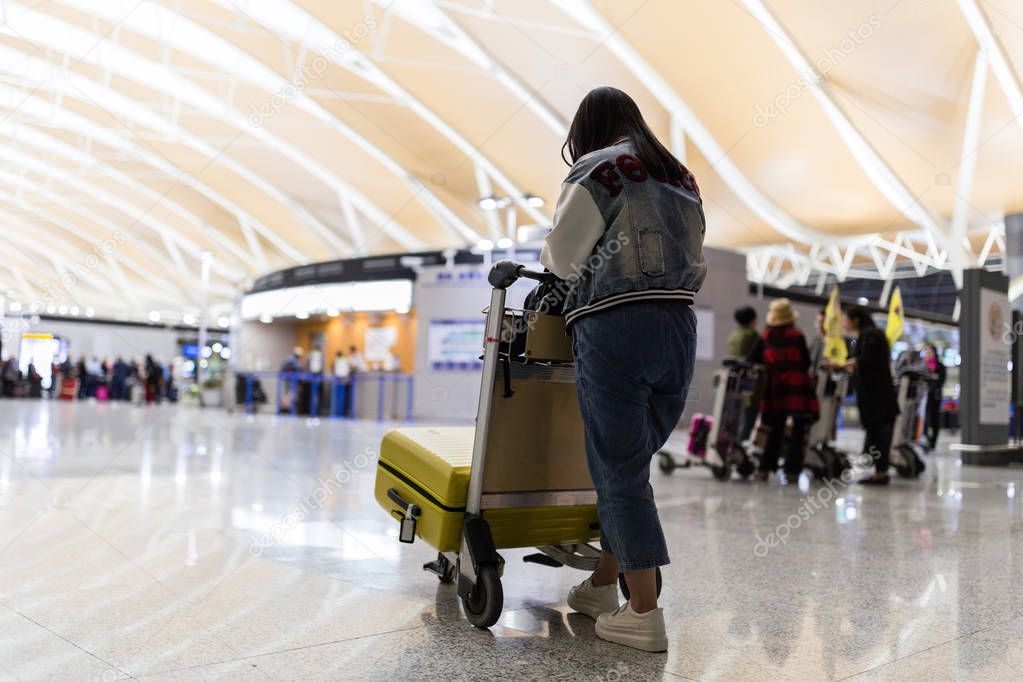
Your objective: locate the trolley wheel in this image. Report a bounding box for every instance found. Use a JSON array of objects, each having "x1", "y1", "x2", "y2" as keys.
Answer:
[
  {"x1": 711, "y1": 465, "x2": 731, "y2": 481},
  {"x1": 461, "y1": 563, "x2": 503, "y2": 629},
  {"x1": 736, "y1": 458, "x2": 756, "y2": 479},
  {"x1": 829, "y1": 455, "x2": 850, "y2": 481},
  {"x1": 658, "y1": 453, "x2": 677, "y2": 474},
  {"x1": 895, "y1": 447, "x2": 921, "y2": 479},
  {"x1": 619, "y1": 566, "x2": 663, "y2": 601}
]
